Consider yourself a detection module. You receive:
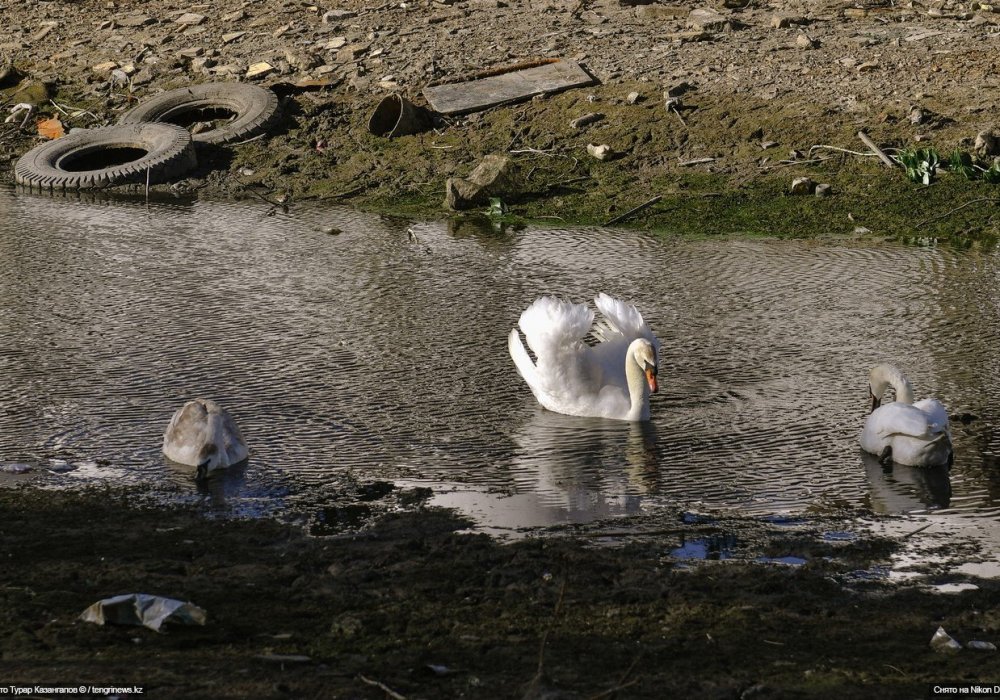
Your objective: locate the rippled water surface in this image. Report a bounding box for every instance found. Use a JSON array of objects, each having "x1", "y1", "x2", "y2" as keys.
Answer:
[{"x1": 2, "y1": 187, "x2": 1000, "y2": 534}]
